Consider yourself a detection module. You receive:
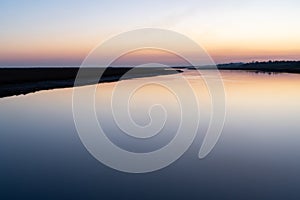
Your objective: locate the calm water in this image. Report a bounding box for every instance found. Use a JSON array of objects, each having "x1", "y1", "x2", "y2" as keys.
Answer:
[{"x1": 1, "y1": 70, "x2": 300, "y2": 199}]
